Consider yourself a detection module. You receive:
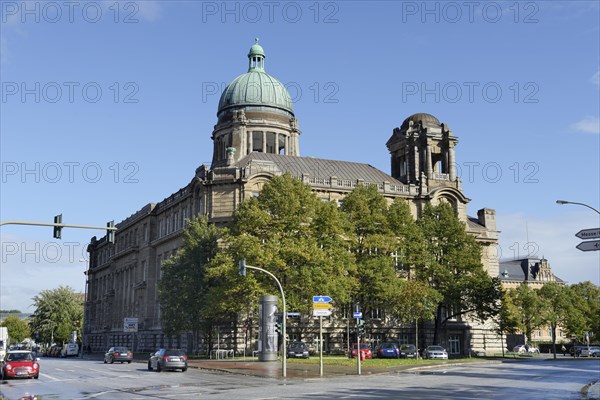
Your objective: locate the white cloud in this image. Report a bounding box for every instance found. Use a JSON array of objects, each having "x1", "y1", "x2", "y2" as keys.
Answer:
[
  {"x1": 496, "y1": 211, "x2": 600, "y2": 286},
  {"x1": 136, "y1": 1, "x2": 162, "y2": 22},
  {"x1": 592, "y1": 70, "x2": 600, "y2": 86},
  {"x1": 572, "y1": 116, "x2": 600, "y2": 134}
]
